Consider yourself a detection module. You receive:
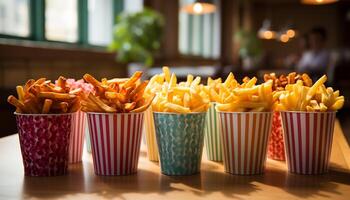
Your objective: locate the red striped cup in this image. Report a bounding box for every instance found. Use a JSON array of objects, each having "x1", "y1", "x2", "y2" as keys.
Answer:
[
  {"x1": 280, "y1": 111, "x2": 336, "y2": 175},
  {"x1": 68, "y1": 111, "x2": 86, "y2": 163},
  {"x1": 86, "y1": 112, "x2": 144, "y2": 176},
  {"x1": 218, "y1": 112, "x2": 273, "y2": 175}
]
